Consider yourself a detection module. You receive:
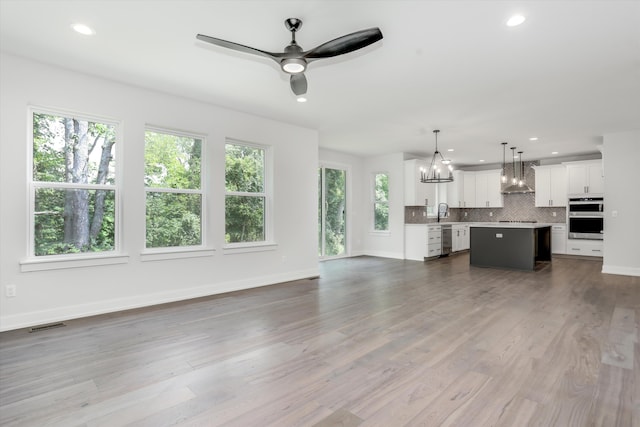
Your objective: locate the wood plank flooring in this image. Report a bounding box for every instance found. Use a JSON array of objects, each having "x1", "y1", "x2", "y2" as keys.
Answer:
[{"x1": 0, "y1": 254, "x2": 638, "y2": 426}]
